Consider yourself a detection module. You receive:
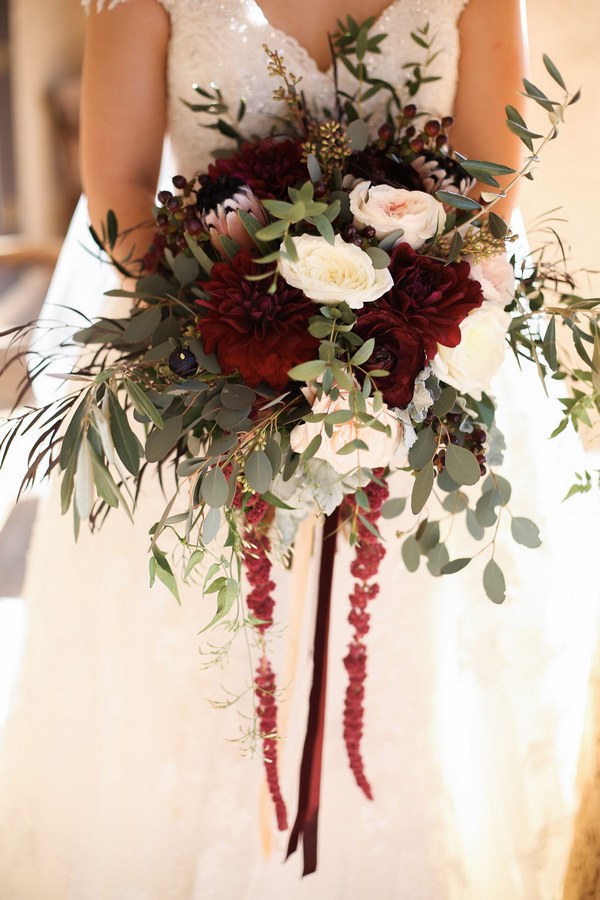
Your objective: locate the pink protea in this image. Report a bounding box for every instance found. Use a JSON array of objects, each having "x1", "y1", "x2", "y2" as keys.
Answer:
[
  {"x1": 196, "y1": 175, "x2": 267, "y2": 257},
  {"x1": 343, "y1": 472, "x2": 390, "y2": 799}
]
